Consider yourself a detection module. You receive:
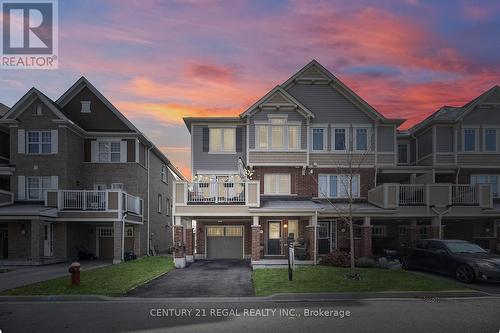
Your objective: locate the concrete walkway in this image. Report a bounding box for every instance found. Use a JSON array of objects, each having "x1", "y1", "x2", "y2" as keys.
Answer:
[
  {"x1": 0, "y1": 260, "x2": 112, "y2": 292},
  {"x1": 127, "y1": 259, "x2": 254, "y2": 297}
]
